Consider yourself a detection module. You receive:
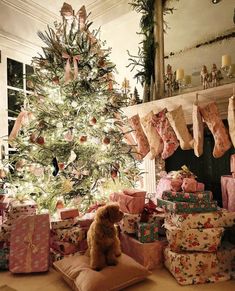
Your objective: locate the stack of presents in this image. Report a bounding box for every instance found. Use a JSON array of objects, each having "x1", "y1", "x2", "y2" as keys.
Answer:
[
  {"x1": 0, "y1": 189, "x2": 92, "y2": 273},
  {"x1": 156, "y1": 167, "x2": 235, "y2": 285},
  {"x1": 110, "y1": 189, "x2": 167, "y2": 270}
]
